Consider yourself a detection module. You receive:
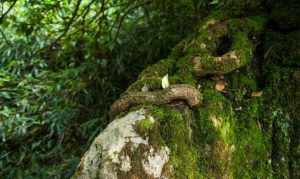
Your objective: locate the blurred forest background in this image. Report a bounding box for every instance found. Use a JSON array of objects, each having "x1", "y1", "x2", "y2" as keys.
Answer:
[{"x1": 0, "y1": 0, "x2": 299, "y2": 178}]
